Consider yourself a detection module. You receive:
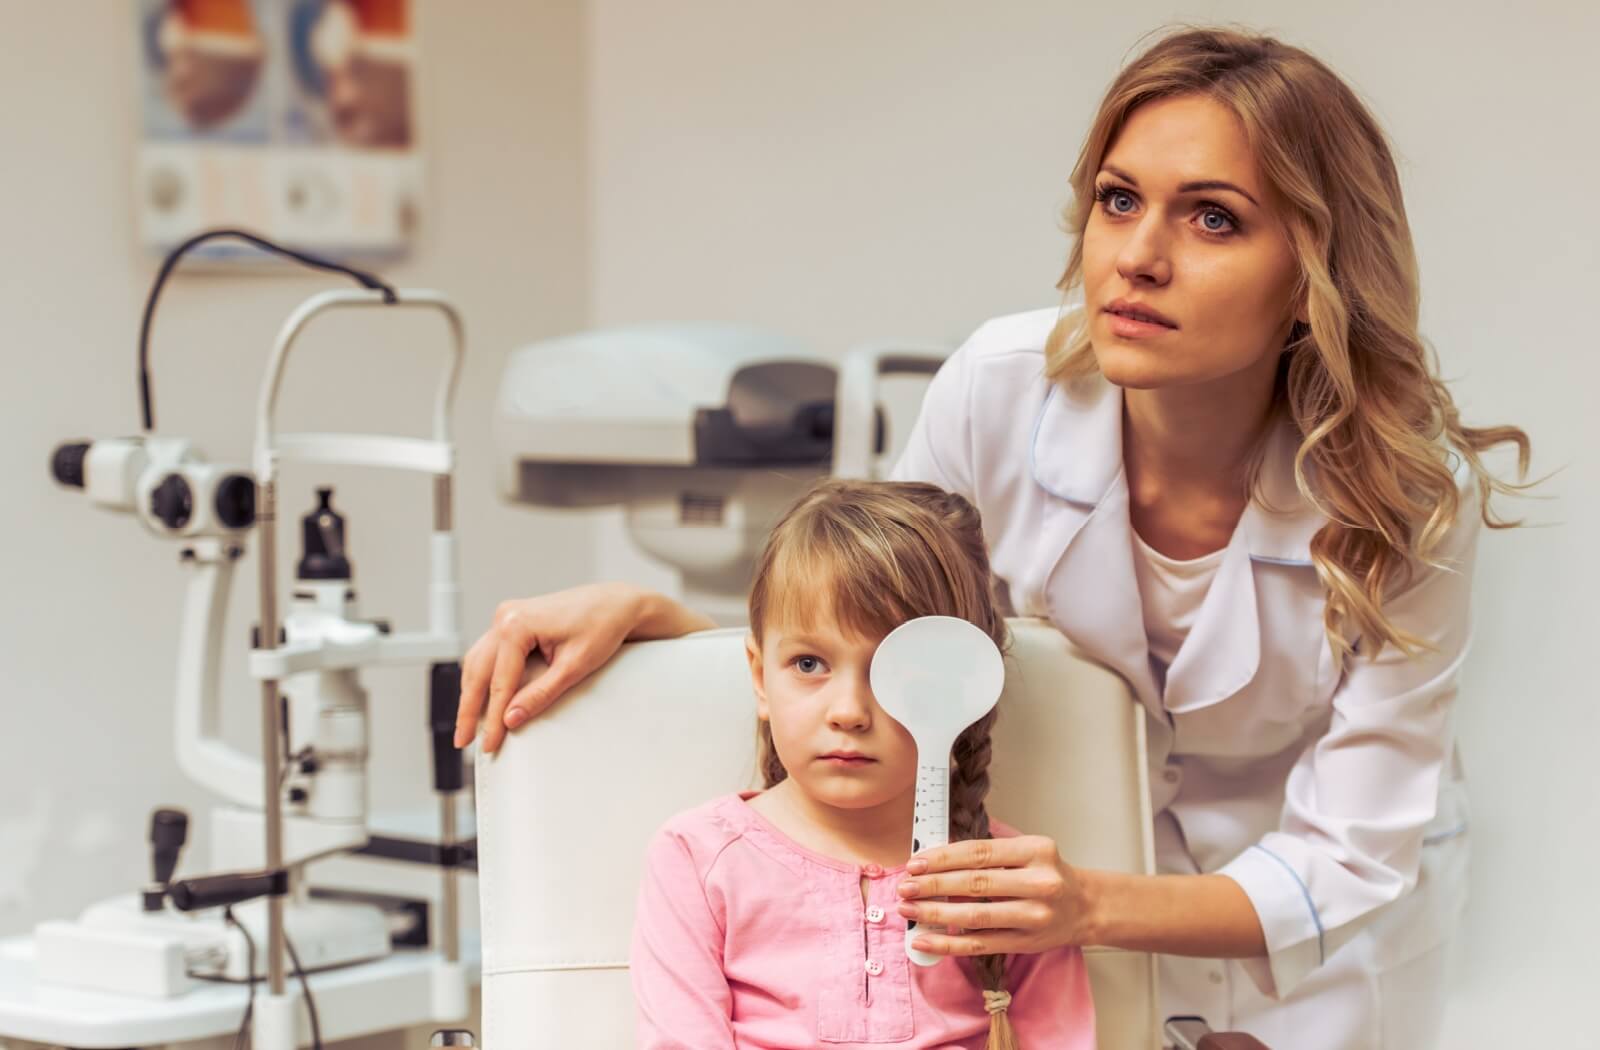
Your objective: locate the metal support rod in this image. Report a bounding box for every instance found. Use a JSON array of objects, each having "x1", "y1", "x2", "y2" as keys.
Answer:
[
  {"x1": 255, "y1": 479, "x2": 287, "y2": 996},
  {"x1": 433, "y1": 474, "x2": 452, "y2": 532},
  {"x1": 433, "y1": 469, "x2": 460, "y2": 963},
  {"x1": 441, "y1": 797, "x2": 459, "y2": 962}
]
